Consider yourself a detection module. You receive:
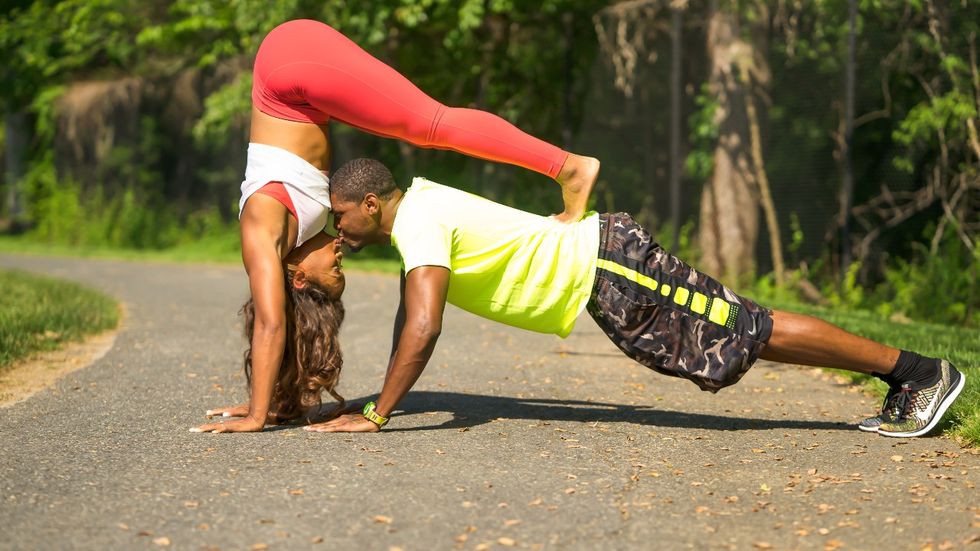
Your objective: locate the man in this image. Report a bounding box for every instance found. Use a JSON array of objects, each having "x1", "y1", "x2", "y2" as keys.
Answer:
[{"x1": 311, "y1": 158, "x2": 965, "y2": 438}]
